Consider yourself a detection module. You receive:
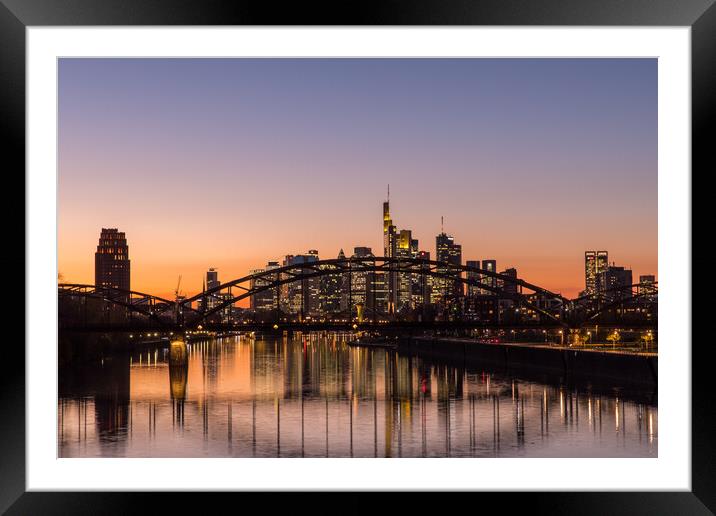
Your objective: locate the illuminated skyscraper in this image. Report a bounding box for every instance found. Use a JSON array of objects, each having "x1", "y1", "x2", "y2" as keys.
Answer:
[
  {"x1": 466, "y1": 260, "x2": 481, "y2": 297},
  {"x1": 396, "y1": 229, "x2": 415, "y2": 310},
  {"x1": 250, "y1": 261, "x2": 280, "y2": 311},
  {"x1": 249, "y1": 268, "x2": 265, "y2": 310},
  {"x1": 281, "y1": 251, "x2": 319, "y2": 318},
  {"x1": 480, "y1": 259, "x2": 497, "y2": 295},
  {"x1": 200, "y1": 267, "x2": 221, "y2": 312},
  {"x1": 383, "y1": 187, "x2": 398, "y2": 312},
  {"x1": 597, "y1": 264, "x2": 633, "y2": 302},
  {"x1": 306, "y1": 250, "x2": 321, "y2": 315},
  {"x1": 638, "y1": 274, "x2": 656, "y2": 295},
  {"x1": 501, "y1": 267, "x2": 518, "y2": 296},
  {"x1": 413, "y1": 250, "x2": 431, "y2": 306},
  {"x1": 319, "y1": 250, "x2": 344, "y2": 315},
  {"x1": 434, "y1": 231, "x2": 462, "y2": 302},
  {"x1": 94, "y1": 228, "x2": 130, "y2": 291},
  {"x1": 345, "y1": 246, "x2": 386, "y2": 318},
  {"x1": 585, "y1": 251, "x2": 609, "y2": 294},
  {"x1": 383, "y1": 188, "x2": 395, "y2": 257}
]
